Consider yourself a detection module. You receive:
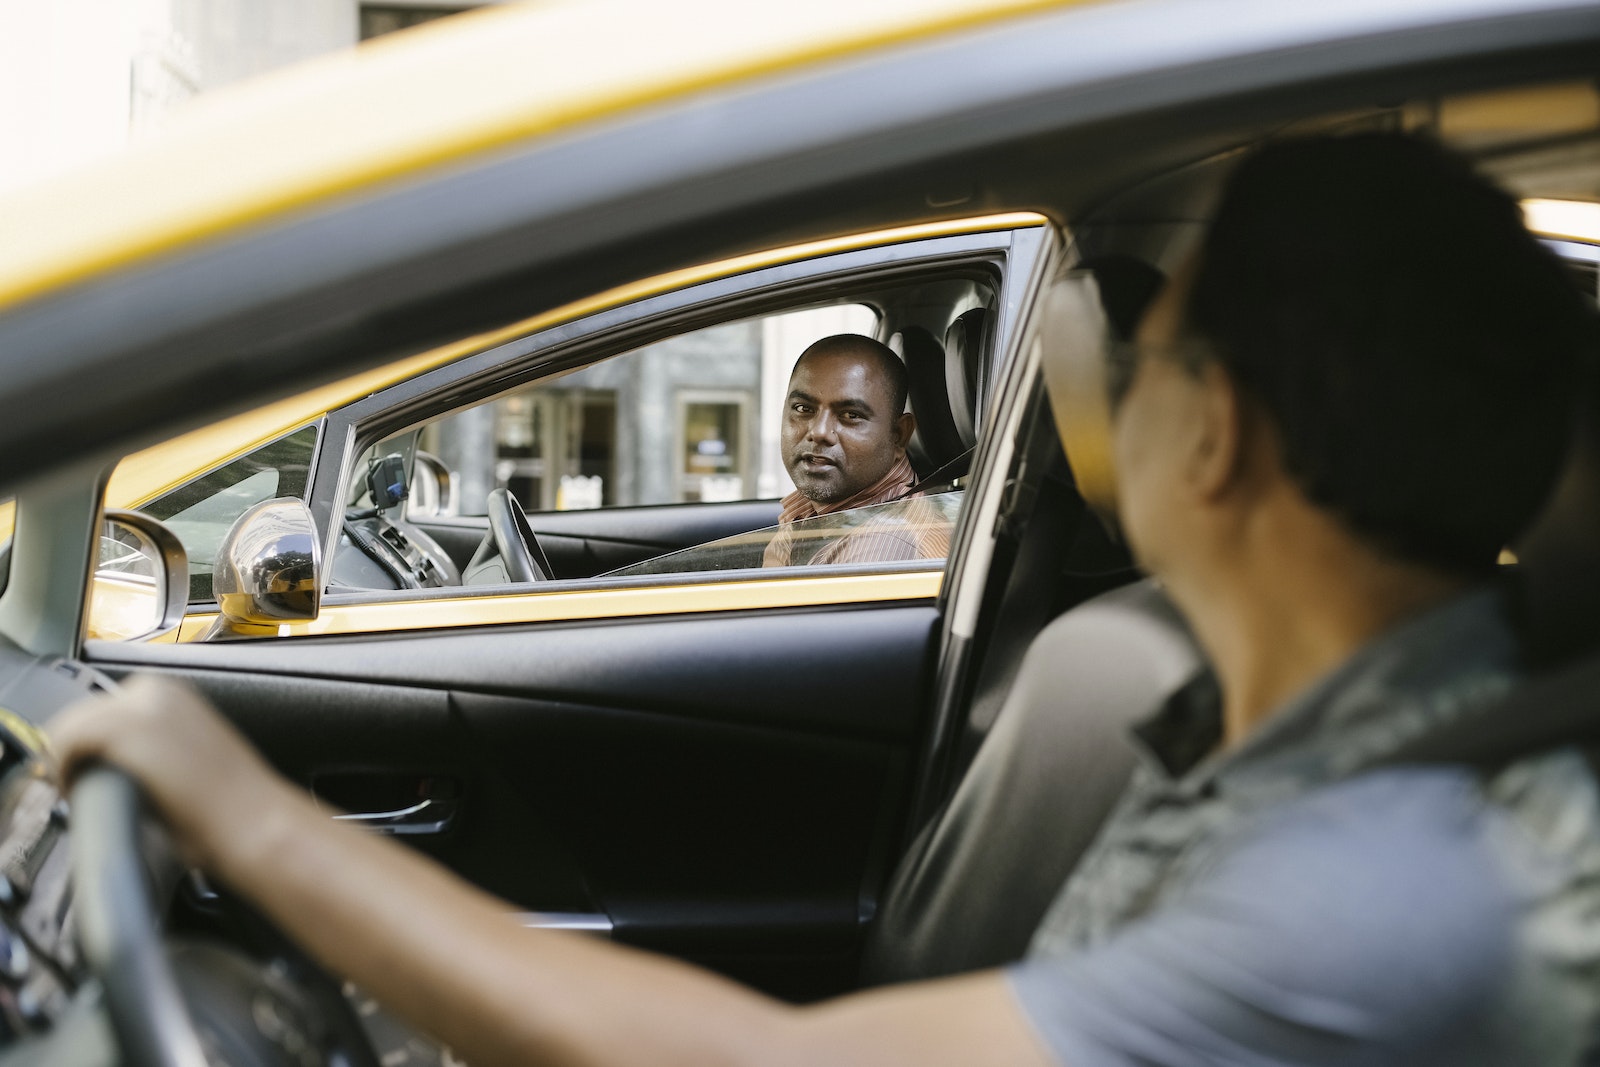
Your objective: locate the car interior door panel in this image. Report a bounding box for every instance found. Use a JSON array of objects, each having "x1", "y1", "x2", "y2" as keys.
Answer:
[
  {"x1": 86, "y1": 602, "x2": 938, "y2": 1000},
  {"x1": 412, "y1": 499, "x2": 786, "y2": 579}
]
